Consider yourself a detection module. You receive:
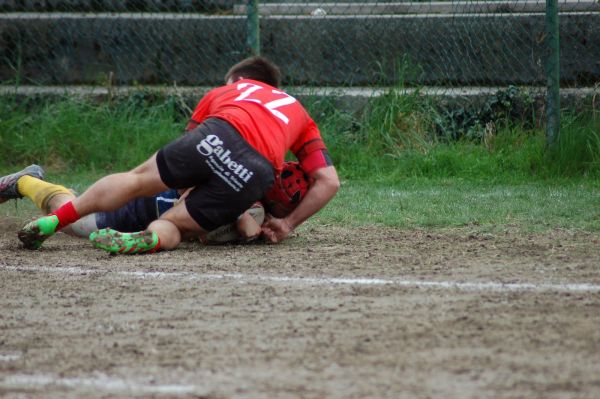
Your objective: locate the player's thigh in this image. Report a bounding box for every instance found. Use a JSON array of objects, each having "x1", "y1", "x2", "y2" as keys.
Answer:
[{"x1": 129, "y1": 153, "x2": 170, "y2": 195}]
